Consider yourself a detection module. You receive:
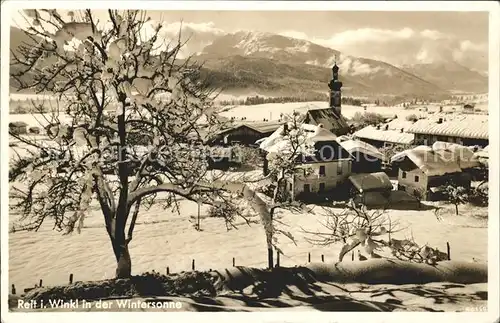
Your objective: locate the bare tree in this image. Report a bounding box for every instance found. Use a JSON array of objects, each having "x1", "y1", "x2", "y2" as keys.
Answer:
[
  {"x1": 302, "y1": 200, "x2": 401, "y2": 261},
  {"x1": 9, "y1": 9, "x2": 318, "y2": 276},
  {"x1": 256, "y1": 112, "x2": 316, "y2": 268},
  {"x1": 8, "y1": 9, "x2": 243, "y2": 278}
]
